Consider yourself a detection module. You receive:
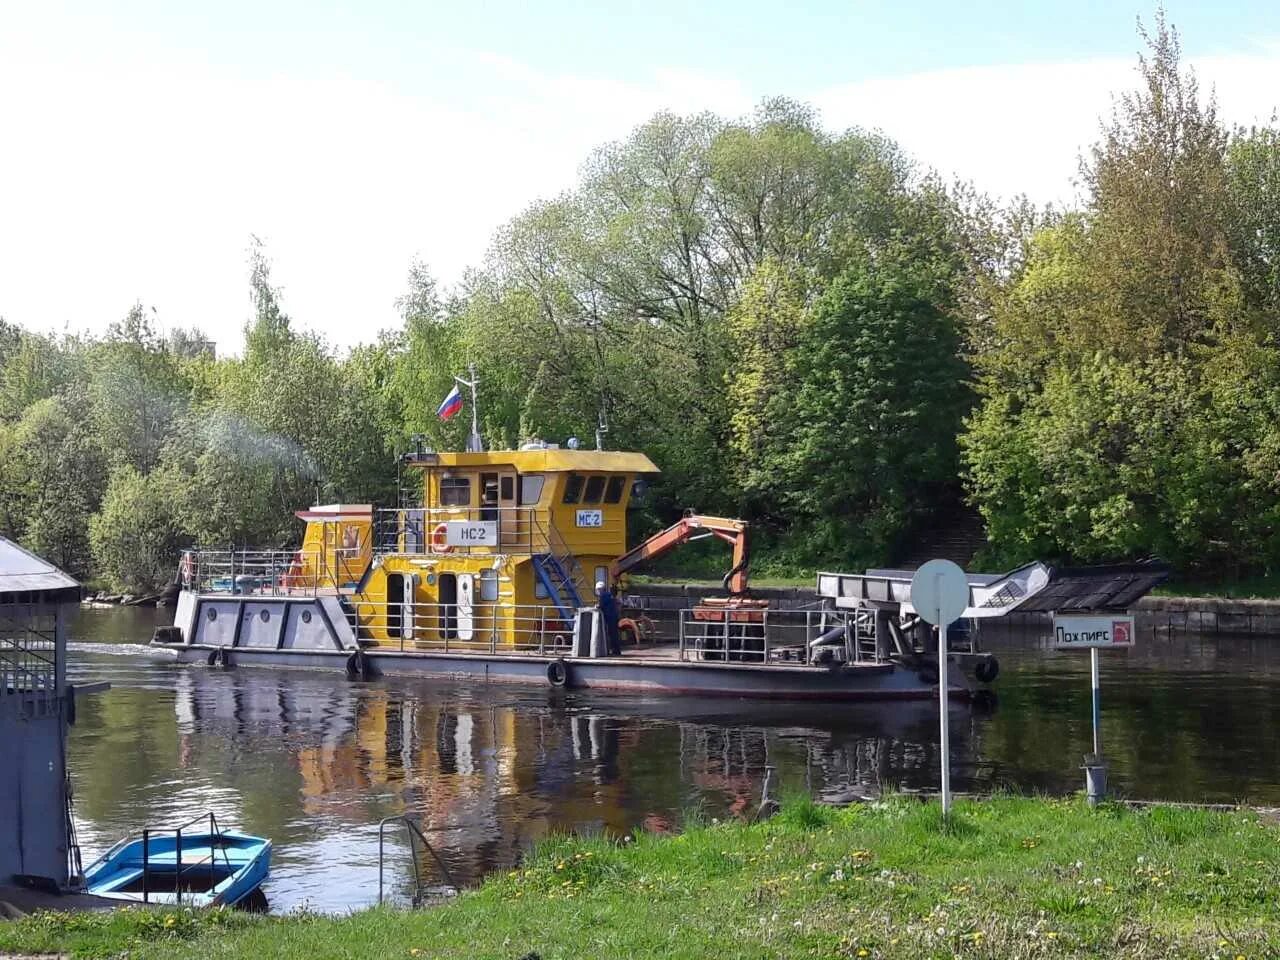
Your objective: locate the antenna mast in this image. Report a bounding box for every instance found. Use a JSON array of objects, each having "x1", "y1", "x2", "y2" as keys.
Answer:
[{"x1": 455, "y1": 364, "x2": 483, "y2": 452}]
